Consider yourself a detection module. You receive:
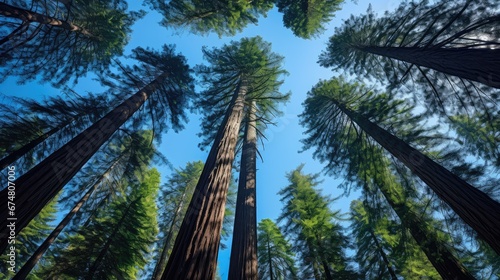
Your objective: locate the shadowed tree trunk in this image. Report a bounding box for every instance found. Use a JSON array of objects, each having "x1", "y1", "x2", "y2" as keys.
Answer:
[
  {"x1": 151, "y1": 186, "x2": 190, "y2": 280},
  {"x1": 12, "y1": 159, "x2": 120, "y2": 280},
  {"x1": 368, "y1": 227, "x2": 398, "y2": 280},
  {"x1": 356, "y1": 46, "x2": 500, "y2": 89},
  {"x1": 266, "y1": 235, "x2": 275, "y2": 280},
  {"x1": 228, "y1": 101, "x2": 258, "y2": 280},
  {"x1": 161, "y1": 82, "x2": 247, "y2": 280},
  {"x1": 0, "y1": 2, "x2": 92, "y2": 36},
  {"x1": 0, "y1": 73, "x2": 168, "y2": 253},
  {"x1": 334, "y1": 100, "x2": 500, "y2": 257}
]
